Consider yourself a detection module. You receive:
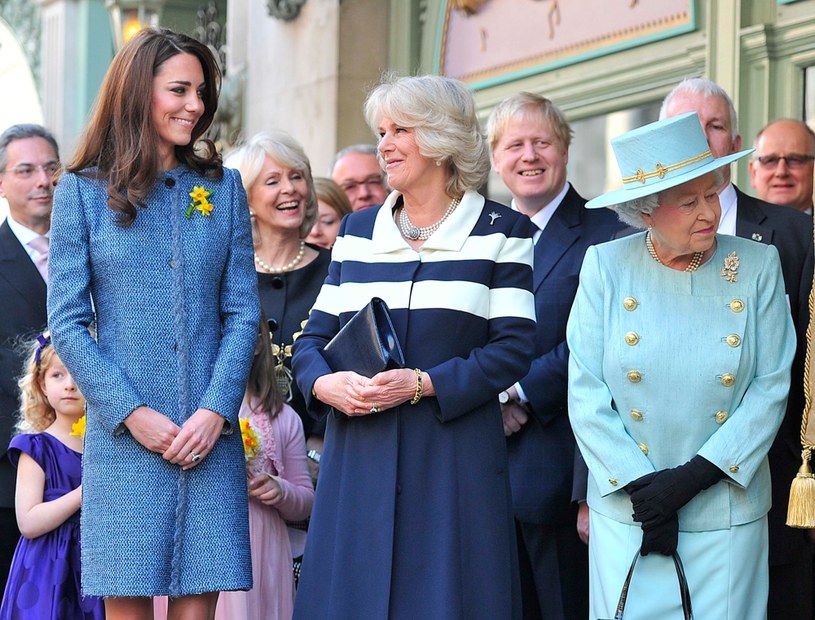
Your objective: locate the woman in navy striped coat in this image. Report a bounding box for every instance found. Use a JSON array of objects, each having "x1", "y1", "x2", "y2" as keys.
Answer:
[{"x1": 291, "y1": 75, "x2": 536, "y2": 619}]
